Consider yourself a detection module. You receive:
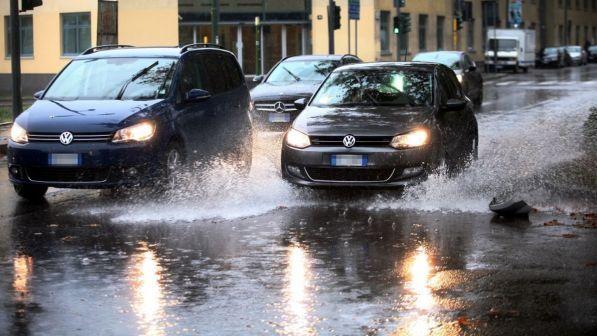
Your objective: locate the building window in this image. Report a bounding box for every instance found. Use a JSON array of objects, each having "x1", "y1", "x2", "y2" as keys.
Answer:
[
  {"x1": 380, "y1": 11, "x2": 390, "y2": 53},
  {"x1": 585, "y1": 26, "x2": 589, "y2": 43},
  {"x1": 467, "y1": 21, "x2": 475, "y2": 50},
  {"x1": 437, "y1": 16, "x2": 445, "y2": 50},
  {"x1": 575, "y1": 25, "x2": 580, "y2": 44},
  {"x1": 584, "y1": 0, "x2": 589, "y2": 10},
  {"x1": 418, "y1": 14, "x2": 427, "y2": 51},
  {"x1": 61, "y1": 12, "x2": 91, "y2": 56},
  {"x1": 4, "y1": 15, "x2": 33, "y2": 57},
  {"x1": 399, "y1": 13, "x2": 410, "y2": 55},
  {"x1": 576, "y1": 0, "x2": 580, "y2": 9}
]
